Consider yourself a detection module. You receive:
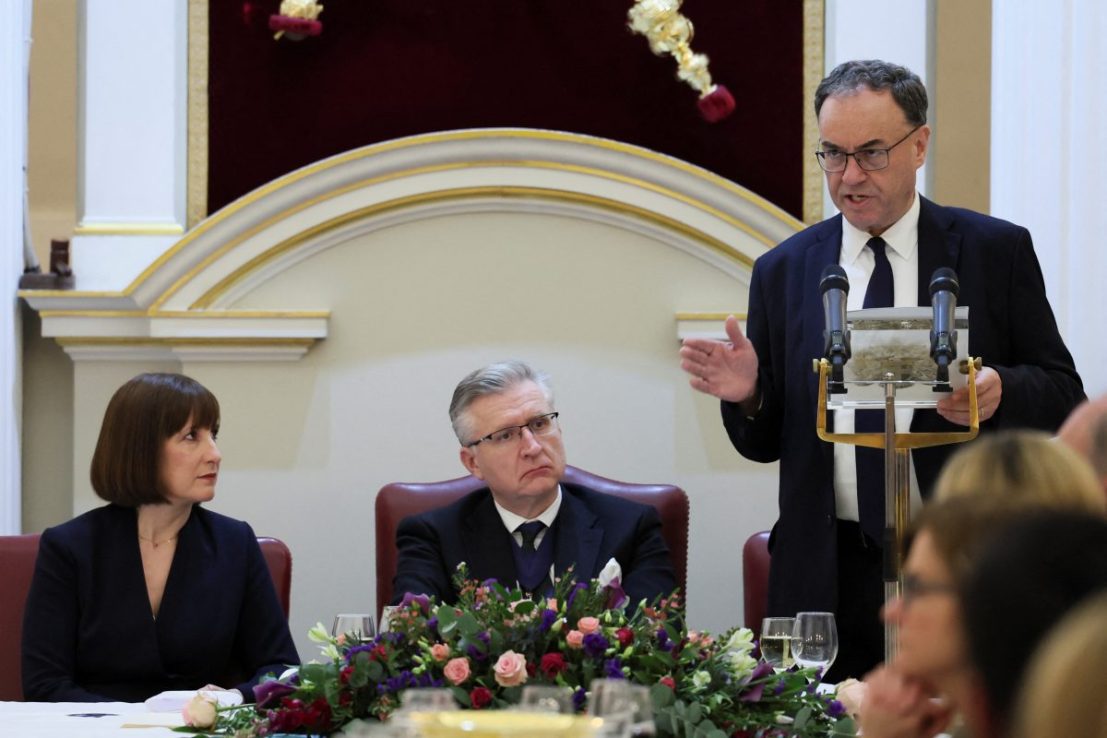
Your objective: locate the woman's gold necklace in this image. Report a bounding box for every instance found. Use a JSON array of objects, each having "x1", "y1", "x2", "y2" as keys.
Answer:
[{"x1": 138, "y1": 532, "x2": 178, "y2": 549}]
